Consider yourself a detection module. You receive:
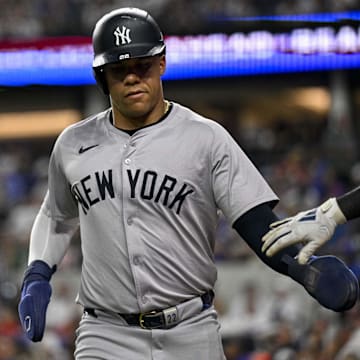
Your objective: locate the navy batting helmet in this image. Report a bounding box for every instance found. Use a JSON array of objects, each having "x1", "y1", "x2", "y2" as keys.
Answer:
[{"x1": 92, "y1": 7, "x2": 166, "y2": 94}]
